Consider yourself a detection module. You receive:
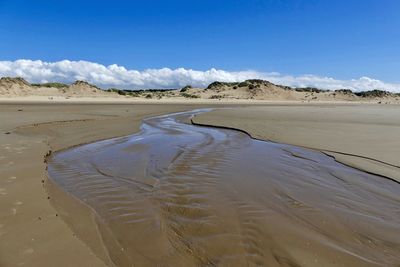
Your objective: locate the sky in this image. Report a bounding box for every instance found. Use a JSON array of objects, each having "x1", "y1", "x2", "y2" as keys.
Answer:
[{"x1": 0, "y1": 0, "x2": 399, "y2": 91}]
